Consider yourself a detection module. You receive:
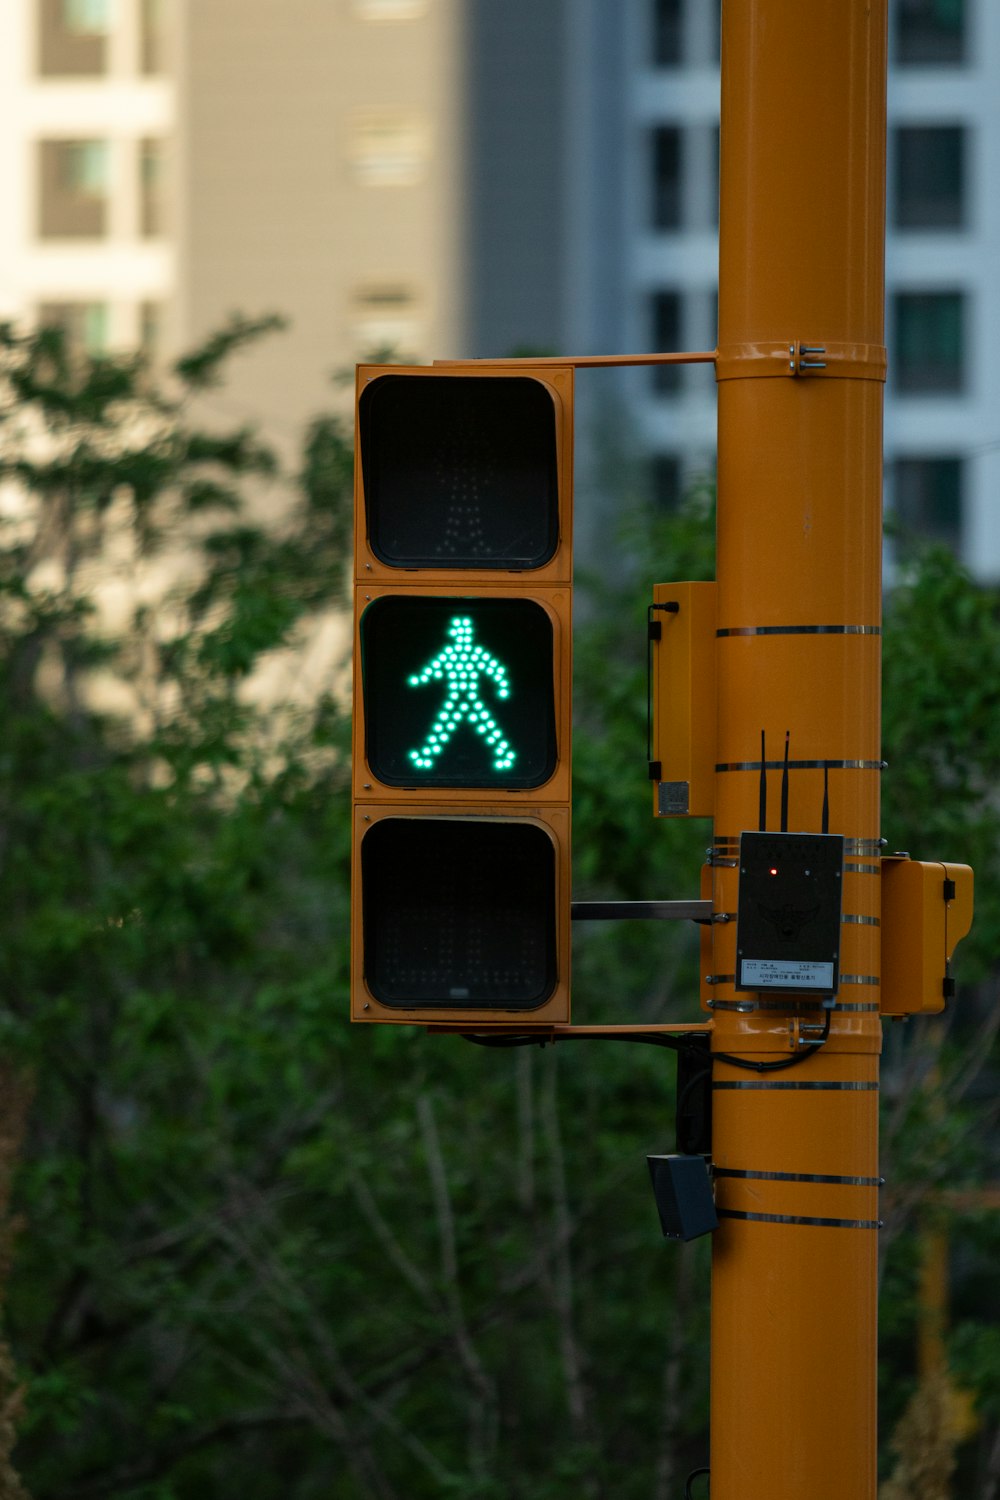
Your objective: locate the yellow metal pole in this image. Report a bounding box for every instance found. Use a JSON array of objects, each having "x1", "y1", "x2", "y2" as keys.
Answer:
[{"x1": 710, "y1": 3, "x2": 887, "y2": 1497}]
